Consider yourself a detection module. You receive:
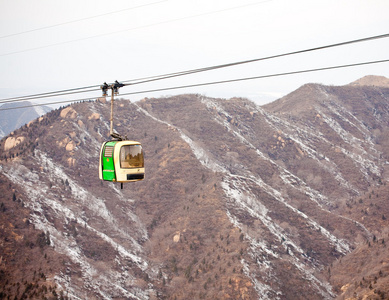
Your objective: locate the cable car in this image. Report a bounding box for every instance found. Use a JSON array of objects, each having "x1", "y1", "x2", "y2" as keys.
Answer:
[
  {"x1": 99, "y1": 140, "x2": 145, "y2": 183},
  {"x1": 98, "y1": 80, "x2": 144, "y2": 188}
]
